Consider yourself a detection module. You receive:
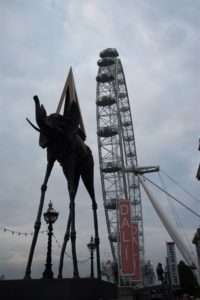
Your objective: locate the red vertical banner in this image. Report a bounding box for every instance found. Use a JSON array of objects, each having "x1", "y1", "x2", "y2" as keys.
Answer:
[
  {"x1": 132, "y1": 223, "x2": 141, "y2": 281},
  {"x1": 119, "y1": 200, "x2": 134, "y2": 276}
]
